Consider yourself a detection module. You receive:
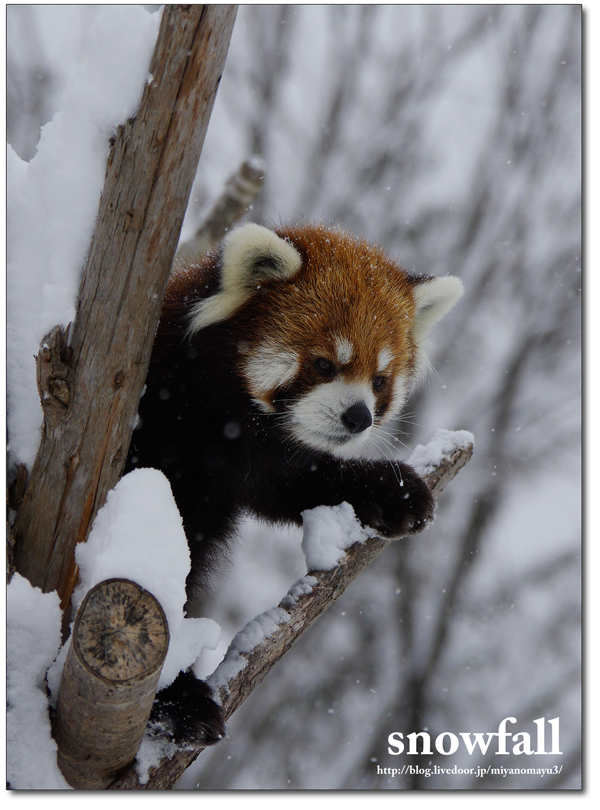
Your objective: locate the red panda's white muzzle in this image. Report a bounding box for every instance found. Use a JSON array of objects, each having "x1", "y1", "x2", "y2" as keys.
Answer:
[{"x1": 287, "y1": 379, "x2": 377, "y2": 457}]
